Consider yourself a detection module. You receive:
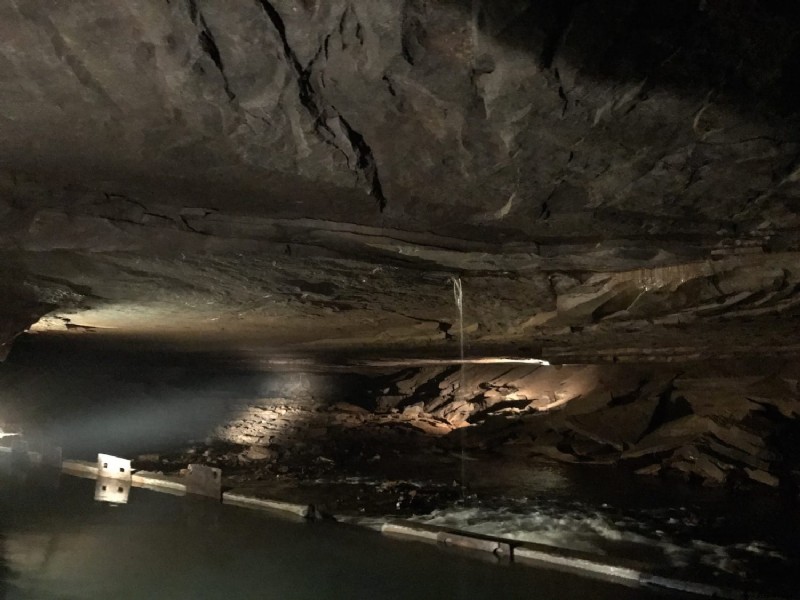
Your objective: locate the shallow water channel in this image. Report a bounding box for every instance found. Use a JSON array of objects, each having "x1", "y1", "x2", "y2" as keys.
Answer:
[{"x1": 0, "y1": 471, "x2": 680, "y2": 600}]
